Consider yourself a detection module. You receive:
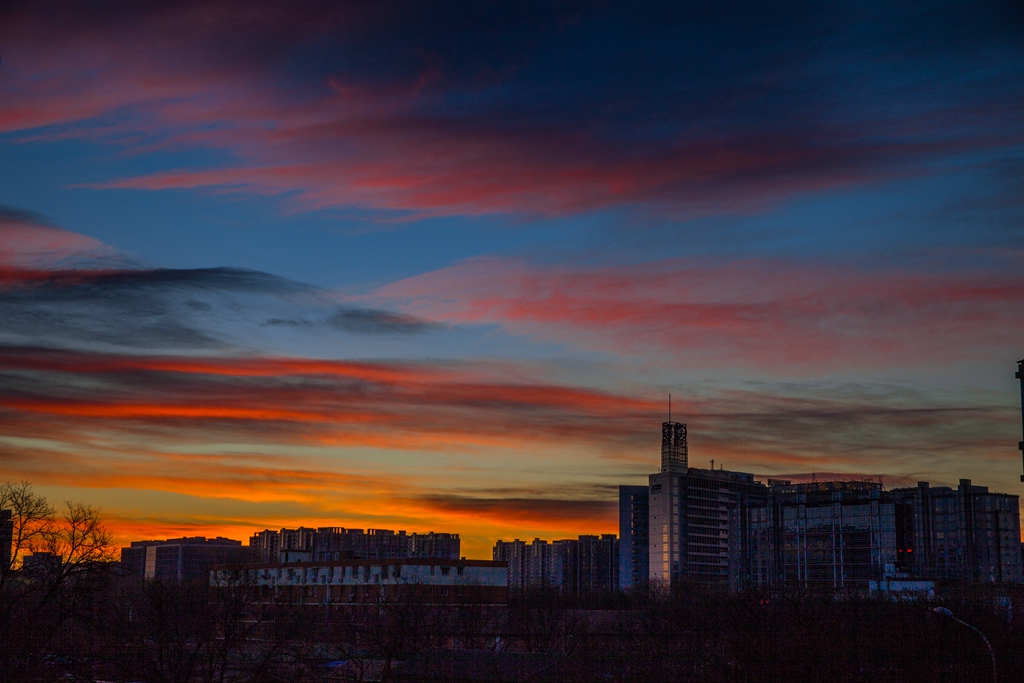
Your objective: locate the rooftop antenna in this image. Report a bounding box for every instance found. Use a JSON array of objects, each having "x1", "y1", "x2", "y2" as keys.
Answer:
[{"x1": 669, "y1": 394, "x2": 671, "y2": 422}]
